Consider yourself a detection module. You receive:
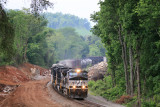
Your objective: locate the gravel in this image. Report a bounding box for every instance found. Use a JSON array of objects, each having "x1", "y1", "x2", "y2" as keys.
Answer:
[{"x1": 86, "y1": 94, "x2": 125, "y2": 107}]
